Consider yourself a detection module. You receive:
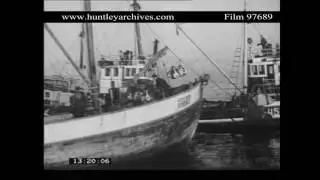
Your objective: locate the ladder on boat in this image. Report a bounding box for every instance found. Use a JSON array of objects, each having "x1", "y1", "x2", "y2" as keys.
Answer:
[{"x1": 229, "y1": 47, "x2": 243, "y2": 94}]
